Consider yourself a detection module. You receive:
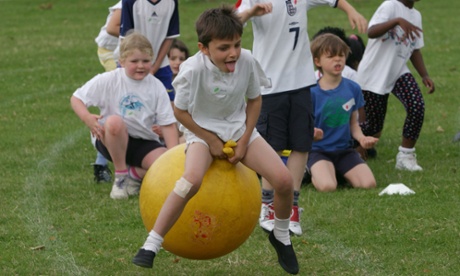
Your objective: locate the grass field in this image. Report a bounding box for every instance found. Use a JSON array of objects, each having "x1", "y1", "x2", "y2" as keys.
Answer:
[{"x1": 1, "y1": 0, "x2": 459, "y2": 275}]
